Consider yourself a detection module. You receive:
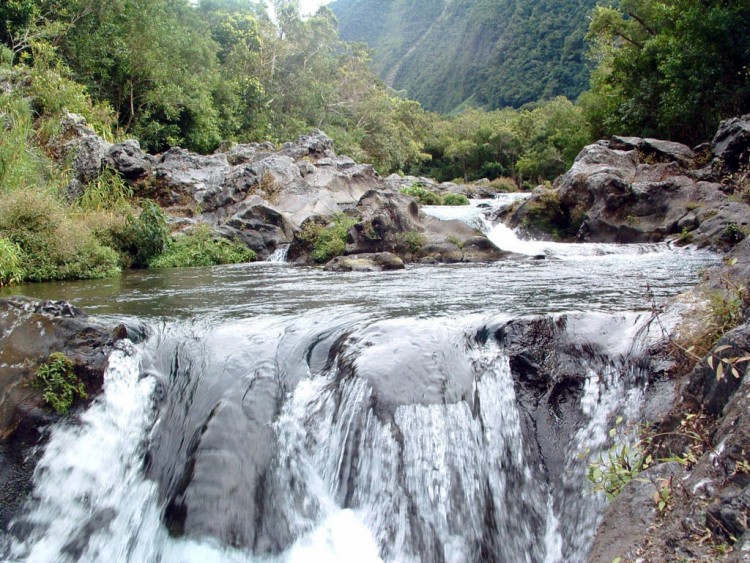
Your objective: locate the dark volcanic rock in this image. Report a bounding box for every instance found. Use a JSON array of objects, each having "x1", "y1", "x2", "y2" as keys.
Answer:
[
  {"x1": 105, "y1": 139, "x2": 152, "y2": 179},
  {"x1": 588, "y1": 462, "x2": 683, "y2": 563},
  {"x1": 591, "y1": 253, "x2": 750, "y2": 562},
  {"x1": 51, "y1": 113, "x2": 112, "y2": 199},
  {"x1": 324, "y1": 252, "x2": 405, "y2": 272},
  {"x1": 288, "y1": 189, "x2": 512, "y2": 264},
  {"x1": 0, "y1": 298, "x2": 127, "y2": 530},
  {"x1": 713, "y1": 114, "x2": 750, "y2": 172},
  {"x1": 216, "y1": 196, "x2": 296, "y2": 258},
  {"x1": 507, "y1": 118, "x2": 750, "y2": 250}
]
